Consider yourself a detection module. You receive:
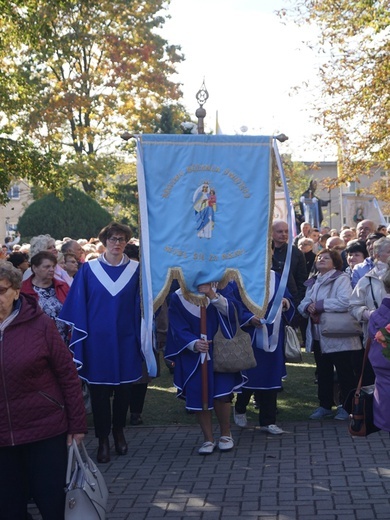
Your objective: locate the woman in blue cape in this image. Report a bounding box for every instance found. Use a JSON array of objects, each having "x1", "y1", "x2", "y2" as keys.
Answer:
[
  {"x1": 60, "y1": 222, "x2": 147, "y2": 464},
  {"x1": 232, "y1": 273, "x2": 294, "y2": 434},
  {"x1": 165, "y1": 282, "x2": 246, "y2": 455}
]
